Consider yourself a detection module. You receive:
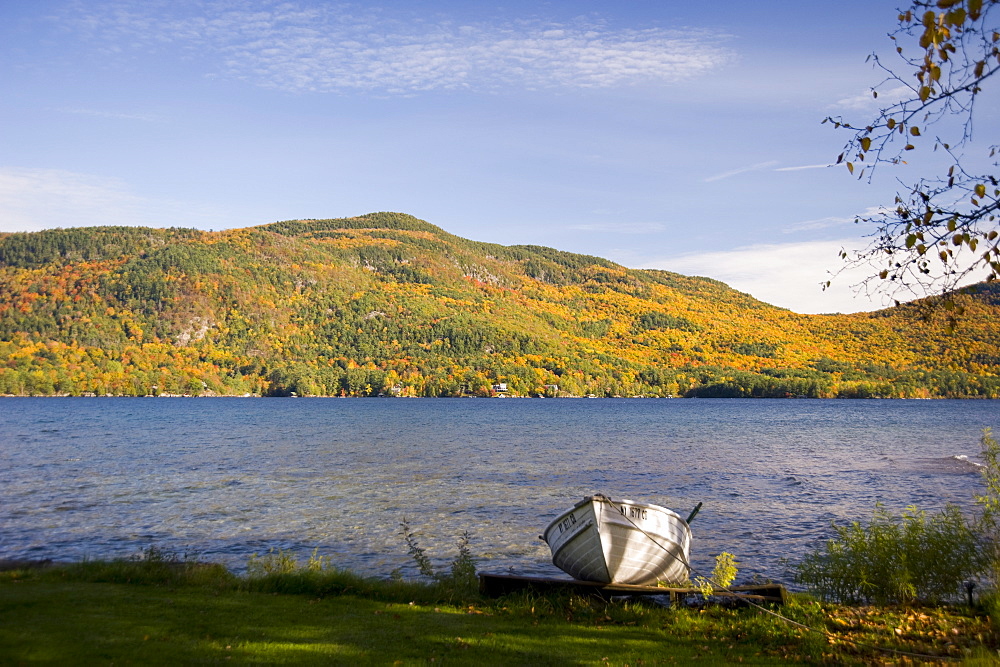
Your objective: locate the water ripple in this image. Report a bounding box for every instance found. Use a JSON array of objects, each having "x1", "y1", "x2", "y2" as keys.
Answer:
[{"x1": 0, "y1": 397, "x2": 997, "y2": 581}]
